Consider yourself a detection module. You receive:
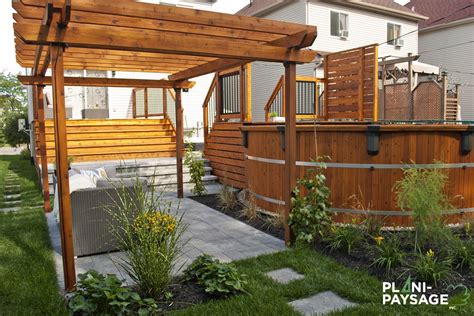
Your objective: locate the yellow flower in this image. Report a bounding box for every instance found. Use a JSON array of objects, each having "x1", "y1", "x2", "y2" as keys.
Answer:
[
  {"x1": 374, "y1": 236, "x2": 384, "y2": 246},
  {"x1": 426, "y1": 249, "x2": 435, "y2": 258}
]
